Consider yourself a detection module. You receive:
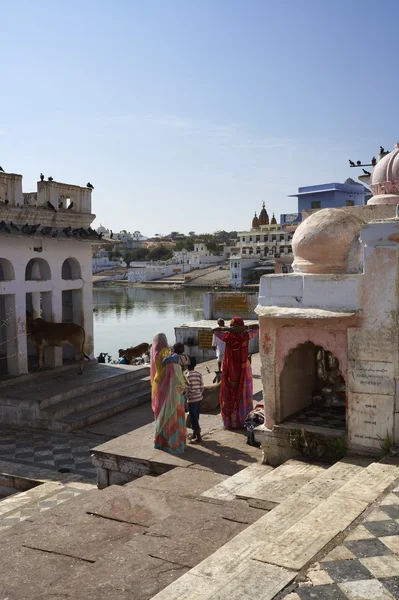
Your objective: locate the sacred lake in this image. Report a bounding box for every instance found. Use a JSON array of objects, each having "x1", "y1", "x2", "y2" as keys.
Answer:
[{"x1": 93, "y1": 287, "x2": 205, "y2": 359}]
